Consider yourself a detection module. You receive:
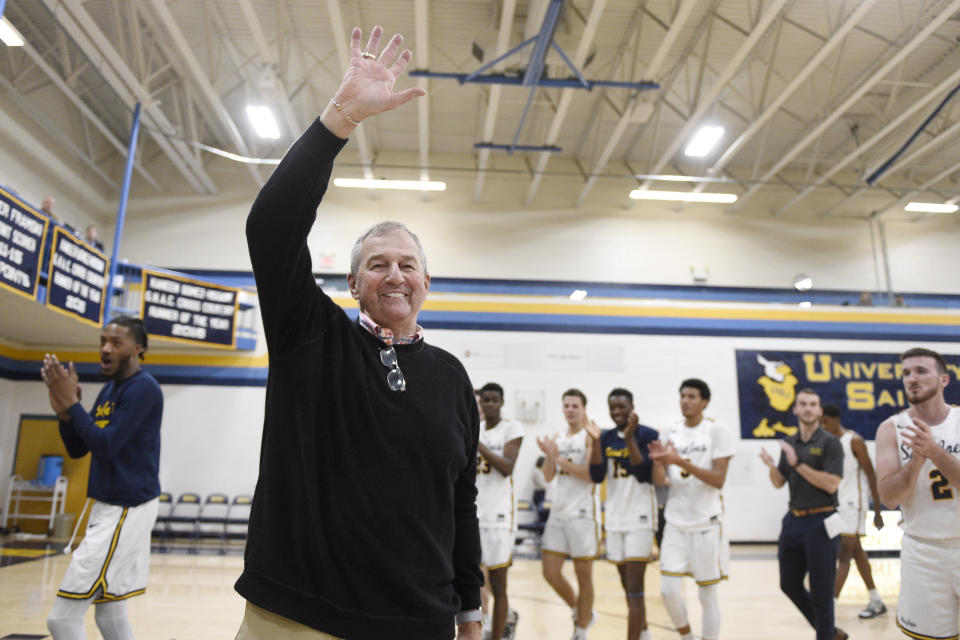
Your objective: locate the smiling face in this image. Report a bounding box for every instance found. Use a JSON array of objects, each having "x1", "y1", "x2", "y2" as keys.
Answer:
[
  {"x1": 99, "y1": 323, "x2": 142, "y2": 380},
  {"x1": 347, "y1": 228, "x2": 430, "y2": 337},
  {"x1": 902, "y1": 355, "x2": 949, "y2": 406},
  {"x1": 608, "y1": 394, "x2": 633, "y2": 429}
]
